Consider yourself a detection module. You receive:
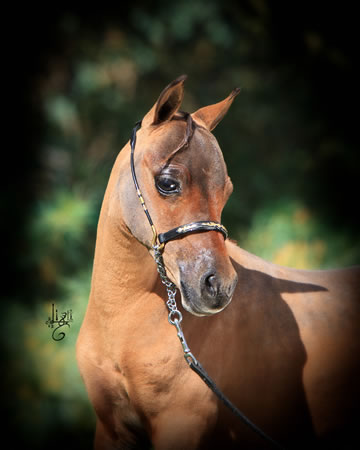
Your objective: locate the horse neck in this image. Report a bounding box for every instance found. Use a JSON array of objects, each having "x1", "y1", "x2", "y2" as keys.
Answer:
[{"x1": 89, "y1": 149, "x2": 159, "y2": 313}]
